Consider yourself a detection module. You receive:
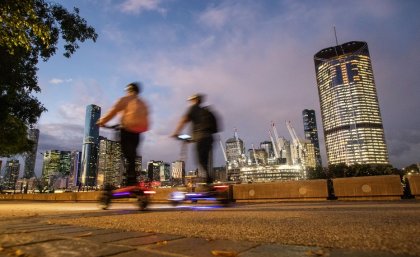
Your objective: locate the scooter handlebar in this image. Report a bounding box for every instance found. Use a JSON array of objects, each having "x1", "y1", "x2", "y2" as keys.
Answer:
[{"x1": 176, "y1": 134, "x2": 192, "y2": 142}]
